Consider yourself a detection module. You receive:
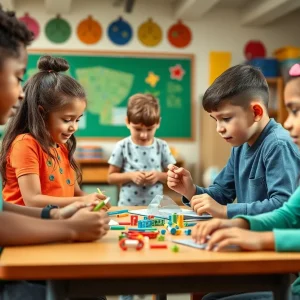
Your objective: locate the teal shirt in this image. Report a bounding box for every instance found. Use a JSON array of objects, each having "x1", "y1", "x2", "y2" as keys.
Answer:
[{"x1": 236, "y1": 186, "x2": 300, "y2": 294}]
